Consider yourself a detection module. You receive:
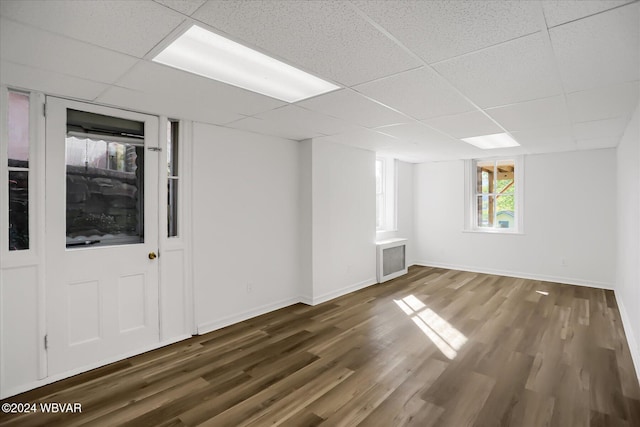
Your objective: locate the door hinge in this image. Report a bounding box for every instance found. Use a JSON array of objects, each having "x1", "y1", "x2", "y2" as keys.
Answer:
[
  {"x1": 44, "y1": 334, "x2": 48, "y2": 350},
  {"x1": 43, "y1": 103, "x2": 47, "y2": 117}
]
